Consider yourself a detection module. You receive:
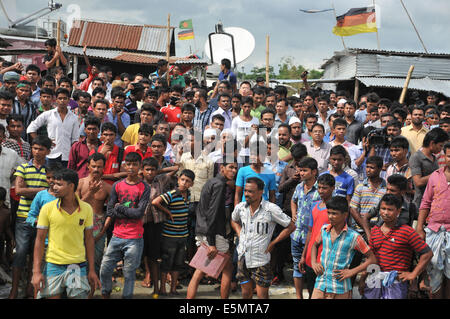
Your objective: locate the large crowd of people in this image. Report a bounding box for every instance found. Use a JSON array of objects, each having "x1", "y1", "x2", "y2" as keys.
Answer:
[{"x1": 0, "y1": 40, "x2": 449, "y2": 300}]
